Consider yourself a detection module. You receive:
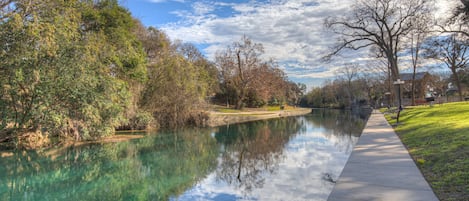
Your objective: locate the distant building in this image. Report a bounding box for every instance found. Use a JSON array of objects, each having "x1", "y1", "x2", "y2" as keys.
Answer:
[{"x1": 399, "y1": 72, "x2": 433, "y2": 101}]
